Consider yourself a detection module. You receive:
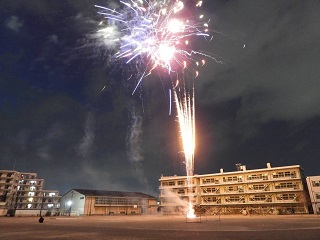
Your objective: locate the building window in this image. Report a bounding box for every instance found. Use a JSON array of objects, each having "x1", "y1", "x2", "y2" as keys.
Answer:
[
  {"x1": 273, "y1": 171, "x2": 297, "y2": 179},
  {"x1": 250, "y1": 195, "x2": 266, "y2": 201},
  {"x1": 275, "y1": 182, "x2": 298, "y2": 189},
  {"x1": 186, "y1": 188, "x2": 196, "y2": 193},
  {"x1": 277, "y1": 193, "x2": 296, "y2": 201},
  {"x1": 223, "y1": 176, "x2": 238, "y2": 182},
  {"x1": 225, "y1": 186, "x2": 235, "y2": 192},
  {"x1": 248, "y1": 184, "x2": 269, "y2": 191},
  {"x1": 169, "y1": 181, "x2": 175, "y2": 186},
  {"x1": 237, "y1": 186, "x2": 244, "y2": 192},
  {"x1": 95, "y1": 197, "x2": 142, "y2": 205},
  {"x1": 312, "y1": 181, "x2": 320, "y2": 187},
  {"x1": 177, "y1": 189, "x2": 185, "y2": 194},
  {"x1": 316, "y1": 194, "x2": 320, "y2": 200},
  {"x1": 202, "y1": 196, "x2": 220, "y2": 203},
  {"x1": 177, "y1": 180, "x2": 184, "y2": 186},
  {"x1": 202, "y1": 187, "x2": 219, "y2": 193},
  {"x1": 247, "y1": 174, "x2": 268, "y2": 180},
  {"x1": 202, "y1": 178, "x2": 219, "y2": 184},
  {"x1": 225, "y1": 196, "x2": 240, "y2": 202}
]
